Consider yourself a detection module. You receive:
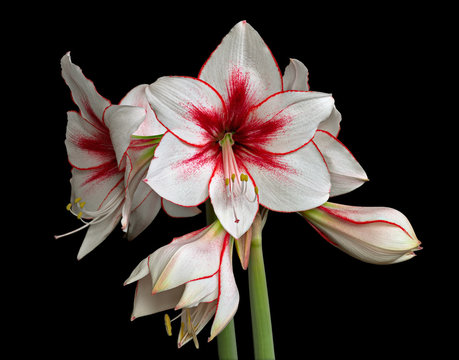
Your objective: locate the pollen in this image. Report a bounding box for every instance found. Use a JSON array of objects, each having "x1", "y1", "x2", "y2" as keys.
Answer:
[
  {"x1": 240, "y1": 173, "x2": 248, "y2": 182},
  {"x1": 66, "y1": 203, "x2": 72, "y2": 211},
  {"x1": 164, "y1": 314, "x2": 172, "y2": 336},
  {"x1": 225, "y1": 178, "x2": 230, "y2": 186},
  {"x1": 231, "y1": 173, "x2": 236, "y2": 182},
  {"x1": 74, "y1": 197, "x2": 82, "y2": 203},
  {"x1": 79, "y1": 201, "x2": 86, "y2": 208},
  {"x1": 254, "y1": 186, "x2": 259, "y2": 195},
  {"x1": 77, "y1": 211, "x2": 83, "y2": 220}
]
